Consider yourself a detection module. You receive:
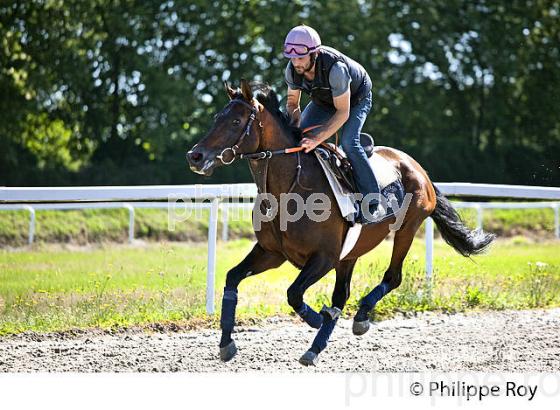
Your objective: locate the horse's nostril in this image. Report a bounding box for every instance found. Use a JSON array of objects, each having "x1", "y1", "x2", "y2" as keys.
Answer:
[{"x1": 189, "y1": 151, "x2": 203, "y2": 163}]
